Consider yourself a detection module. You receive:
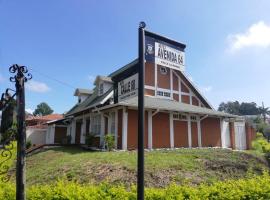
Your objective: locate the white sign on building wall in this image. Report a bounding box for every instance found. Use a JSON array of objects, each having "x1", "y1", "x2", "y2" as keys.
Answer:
[
  {"x1": 145, "y1": 35, "x2": 185, "y2": 71},
  {"x1": 155, "y1": 42, "x2": 185, "y2": 71},
  {"x1": 118, "y1": 73, "x2": 138, "y2": 102}
]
